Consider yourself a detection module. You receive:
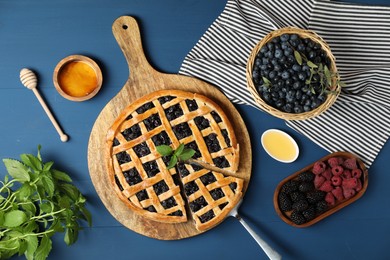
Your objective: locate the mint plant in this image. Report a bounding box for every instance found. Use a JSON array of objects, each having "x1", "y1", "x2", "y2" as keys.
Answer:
[{"x1": 0, "y1": 146, "x2": 91, "y2": 260}]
